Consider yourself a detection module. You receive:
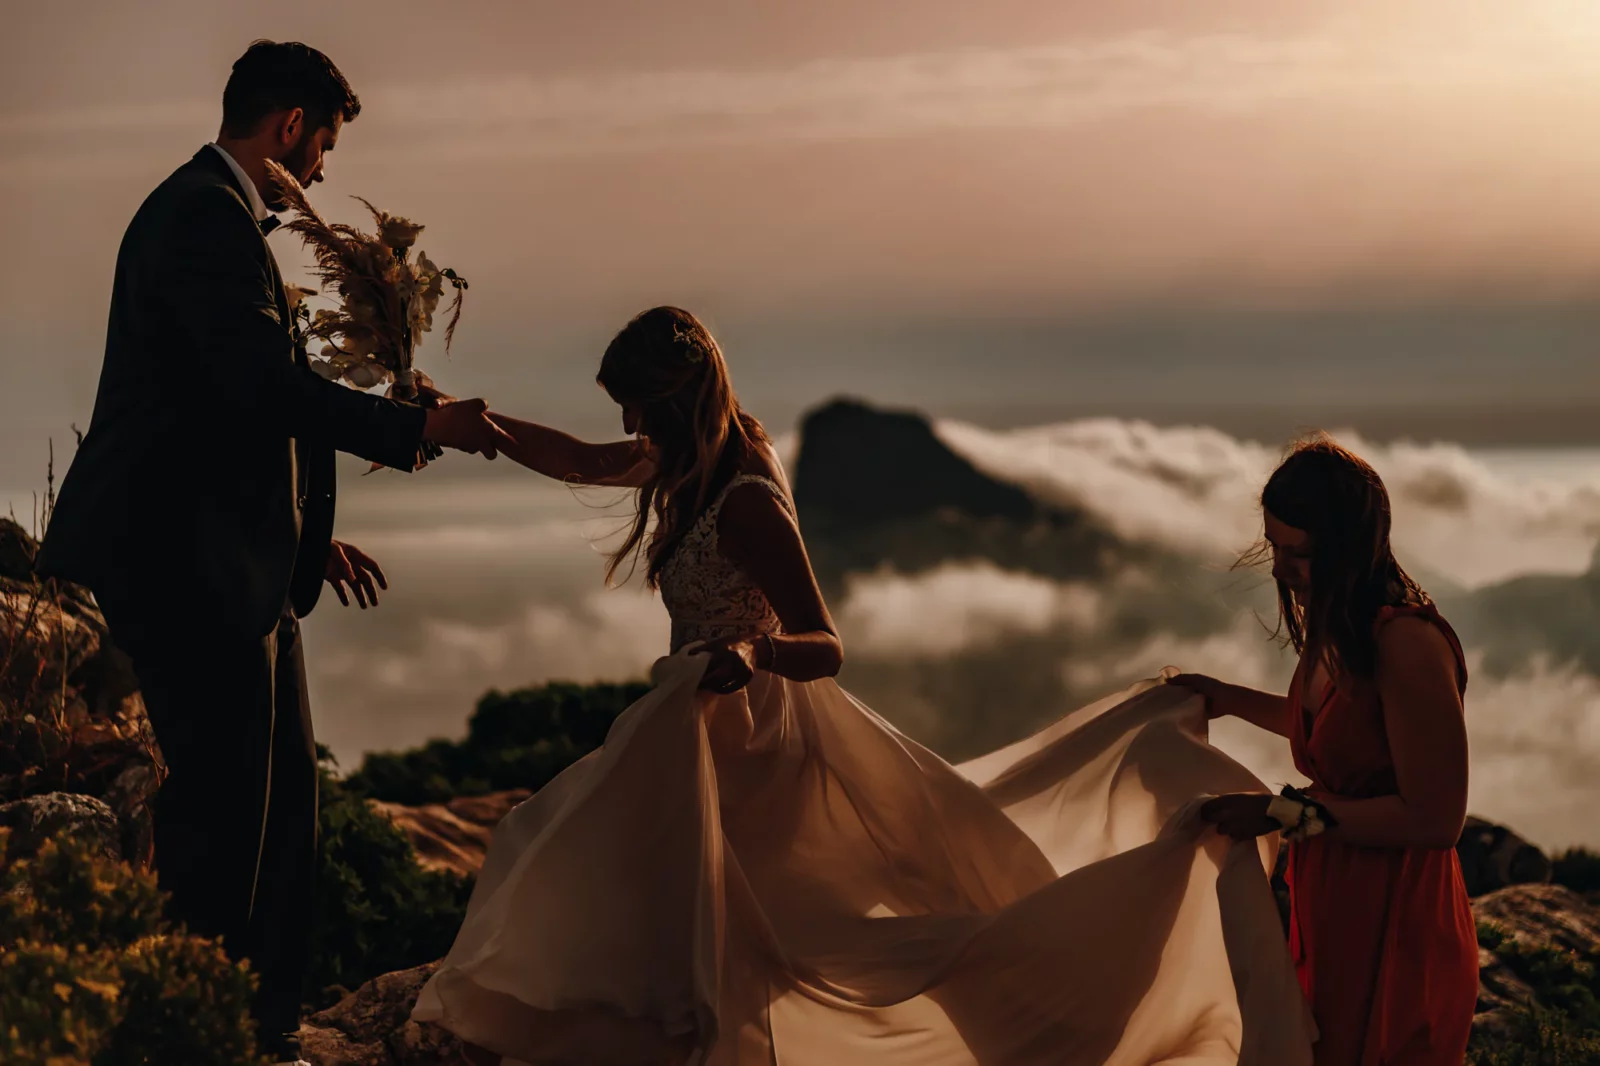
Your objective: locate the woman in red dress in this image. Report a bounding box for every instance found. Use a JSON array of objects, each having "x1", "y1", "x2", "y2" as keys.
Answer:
[{"x1": 1174, "y1": 436, "x2": 1477, "y2": 1066}]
